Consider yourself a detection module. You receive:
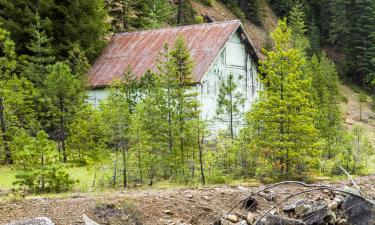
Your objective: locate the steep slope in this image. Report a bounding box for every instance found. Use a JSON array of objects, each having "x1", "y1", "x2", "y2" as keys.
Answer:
[{"x1": 191, "y1": 0, "x2": 278, "y2": 59}]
